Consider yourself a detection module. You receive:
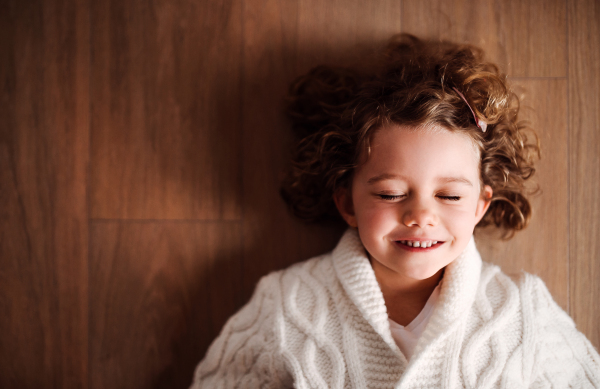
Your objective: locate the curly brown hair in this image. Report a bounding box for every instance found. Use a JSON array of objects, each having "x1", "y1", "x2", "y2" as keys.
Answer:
[{"x1": 281, "y1": 34, "x2": 539, "y2": 235}]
